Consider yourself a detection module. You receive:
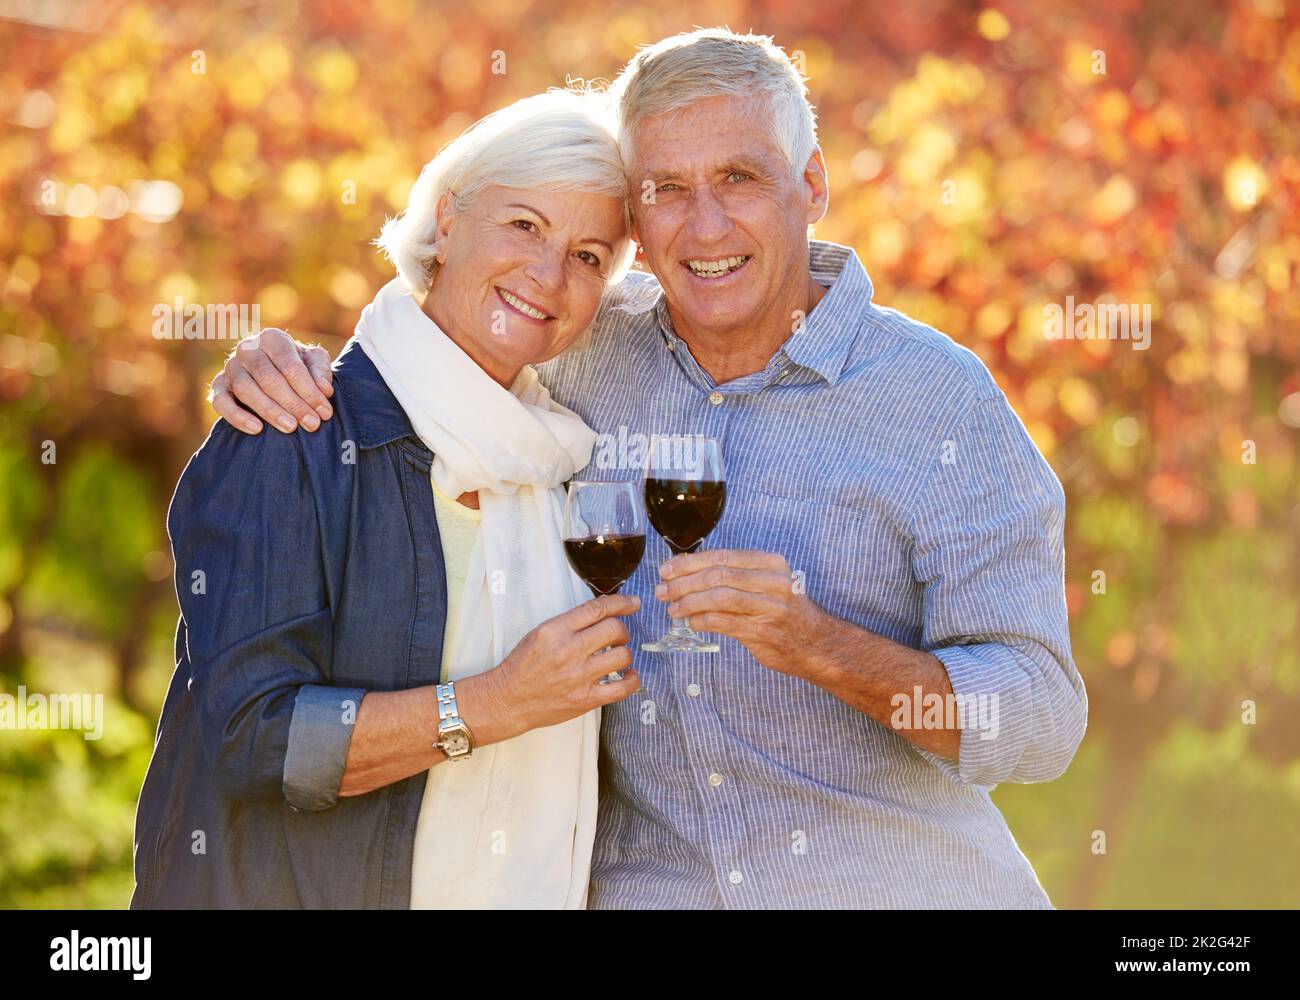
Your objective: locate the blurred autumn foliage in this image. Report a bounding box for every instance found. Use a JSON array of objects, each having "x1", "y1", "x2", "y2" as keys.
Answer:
[{"x1": 1, "y1": 0, "x2": 1298, "y2": 908}]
